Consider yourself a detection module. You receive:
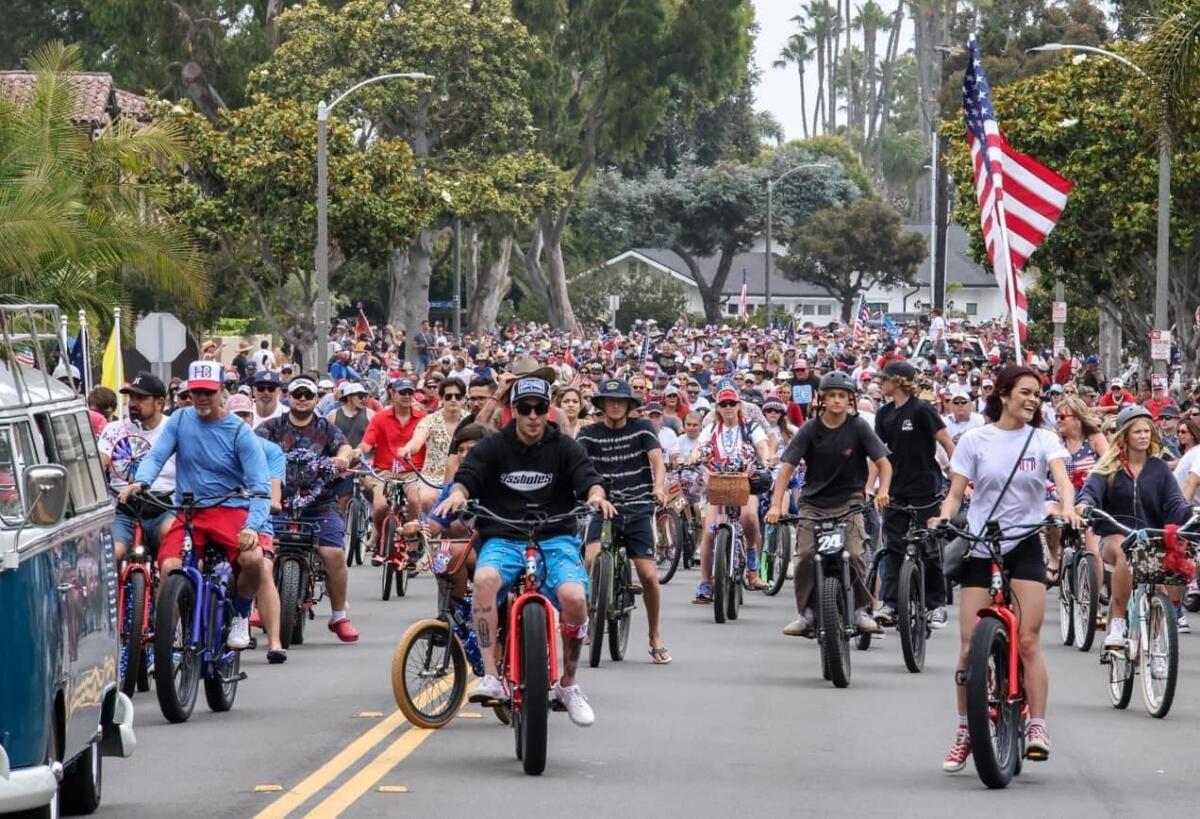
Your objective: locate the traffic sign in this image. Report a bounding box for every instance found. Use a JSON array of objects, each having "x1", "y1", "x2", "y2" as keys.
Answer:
[
  {"x1": 1052, "y1": 301, "x2": 1067, "y2": 324},
  {"x1": 1052, "y1": 335, "x2": 1065, "y2": 356},
  {"x1": 135, "y1": 312, "x2": 187, "y2": 363},
  {"x1": 1151, "y1": 329, "x2": 1171, "y2": 361}
]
